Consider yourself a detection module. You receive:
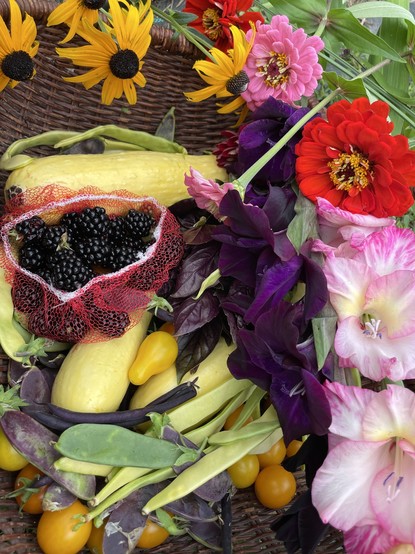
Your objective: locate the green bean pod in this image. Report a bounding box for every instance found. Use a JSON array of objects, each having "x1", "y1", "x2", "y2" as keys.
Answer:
[{"x1": 142, "y1": 407, "x2": 280, "y2": 515}]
